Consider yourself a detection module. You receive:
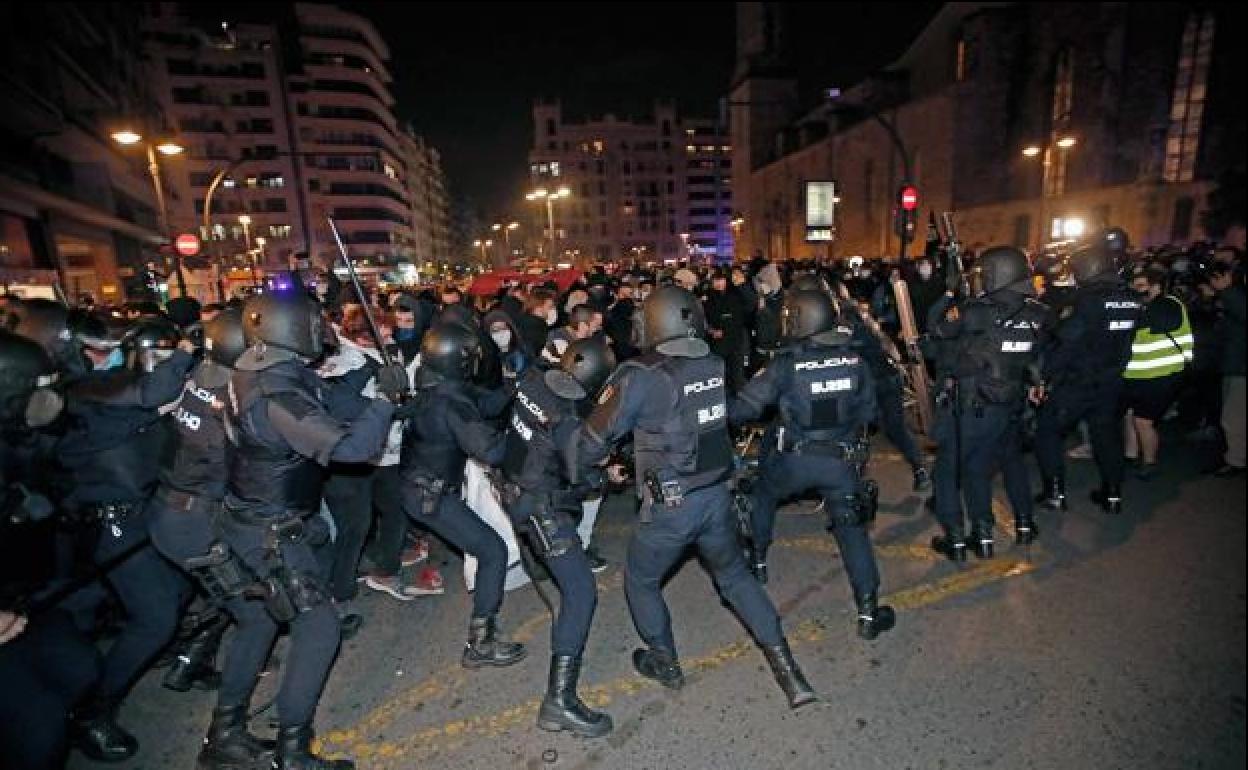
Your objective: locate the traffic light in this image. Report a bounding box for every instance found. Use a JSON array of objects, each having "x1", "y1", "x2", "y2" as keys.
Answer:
[{"x1": 894, "y1": 184, "x2": 919, "y2": 241}]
